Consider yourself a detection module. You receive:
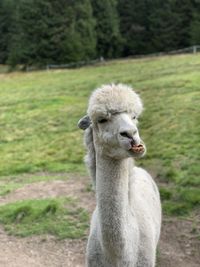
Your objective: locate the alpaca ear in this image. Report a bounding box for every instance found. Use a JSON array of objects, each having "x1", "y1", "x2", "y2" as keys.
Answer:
[{"x1": 77, "y1": 115, "x2": 91, "y2": 130}]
